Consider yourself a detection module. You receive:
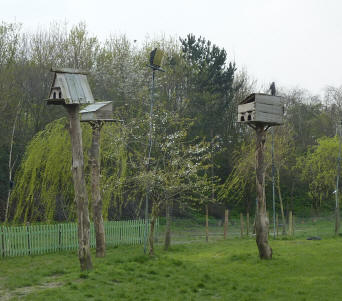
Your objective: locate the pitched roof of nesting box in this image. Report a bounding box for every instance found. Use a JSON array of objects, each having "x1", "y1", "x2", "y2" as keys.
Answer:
[
  {"x1": 80, "y1": 101, "x2": 115, "y2": 122},
  {"x1": 238, "y1": 93, "x2": 284, "y2": 125},
  {"x1": 46, "y1": 68, "x2": 95, "y2": 105},
  {"x1": 80, "y1": 101, "x2": 111, "y2": 113}
]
